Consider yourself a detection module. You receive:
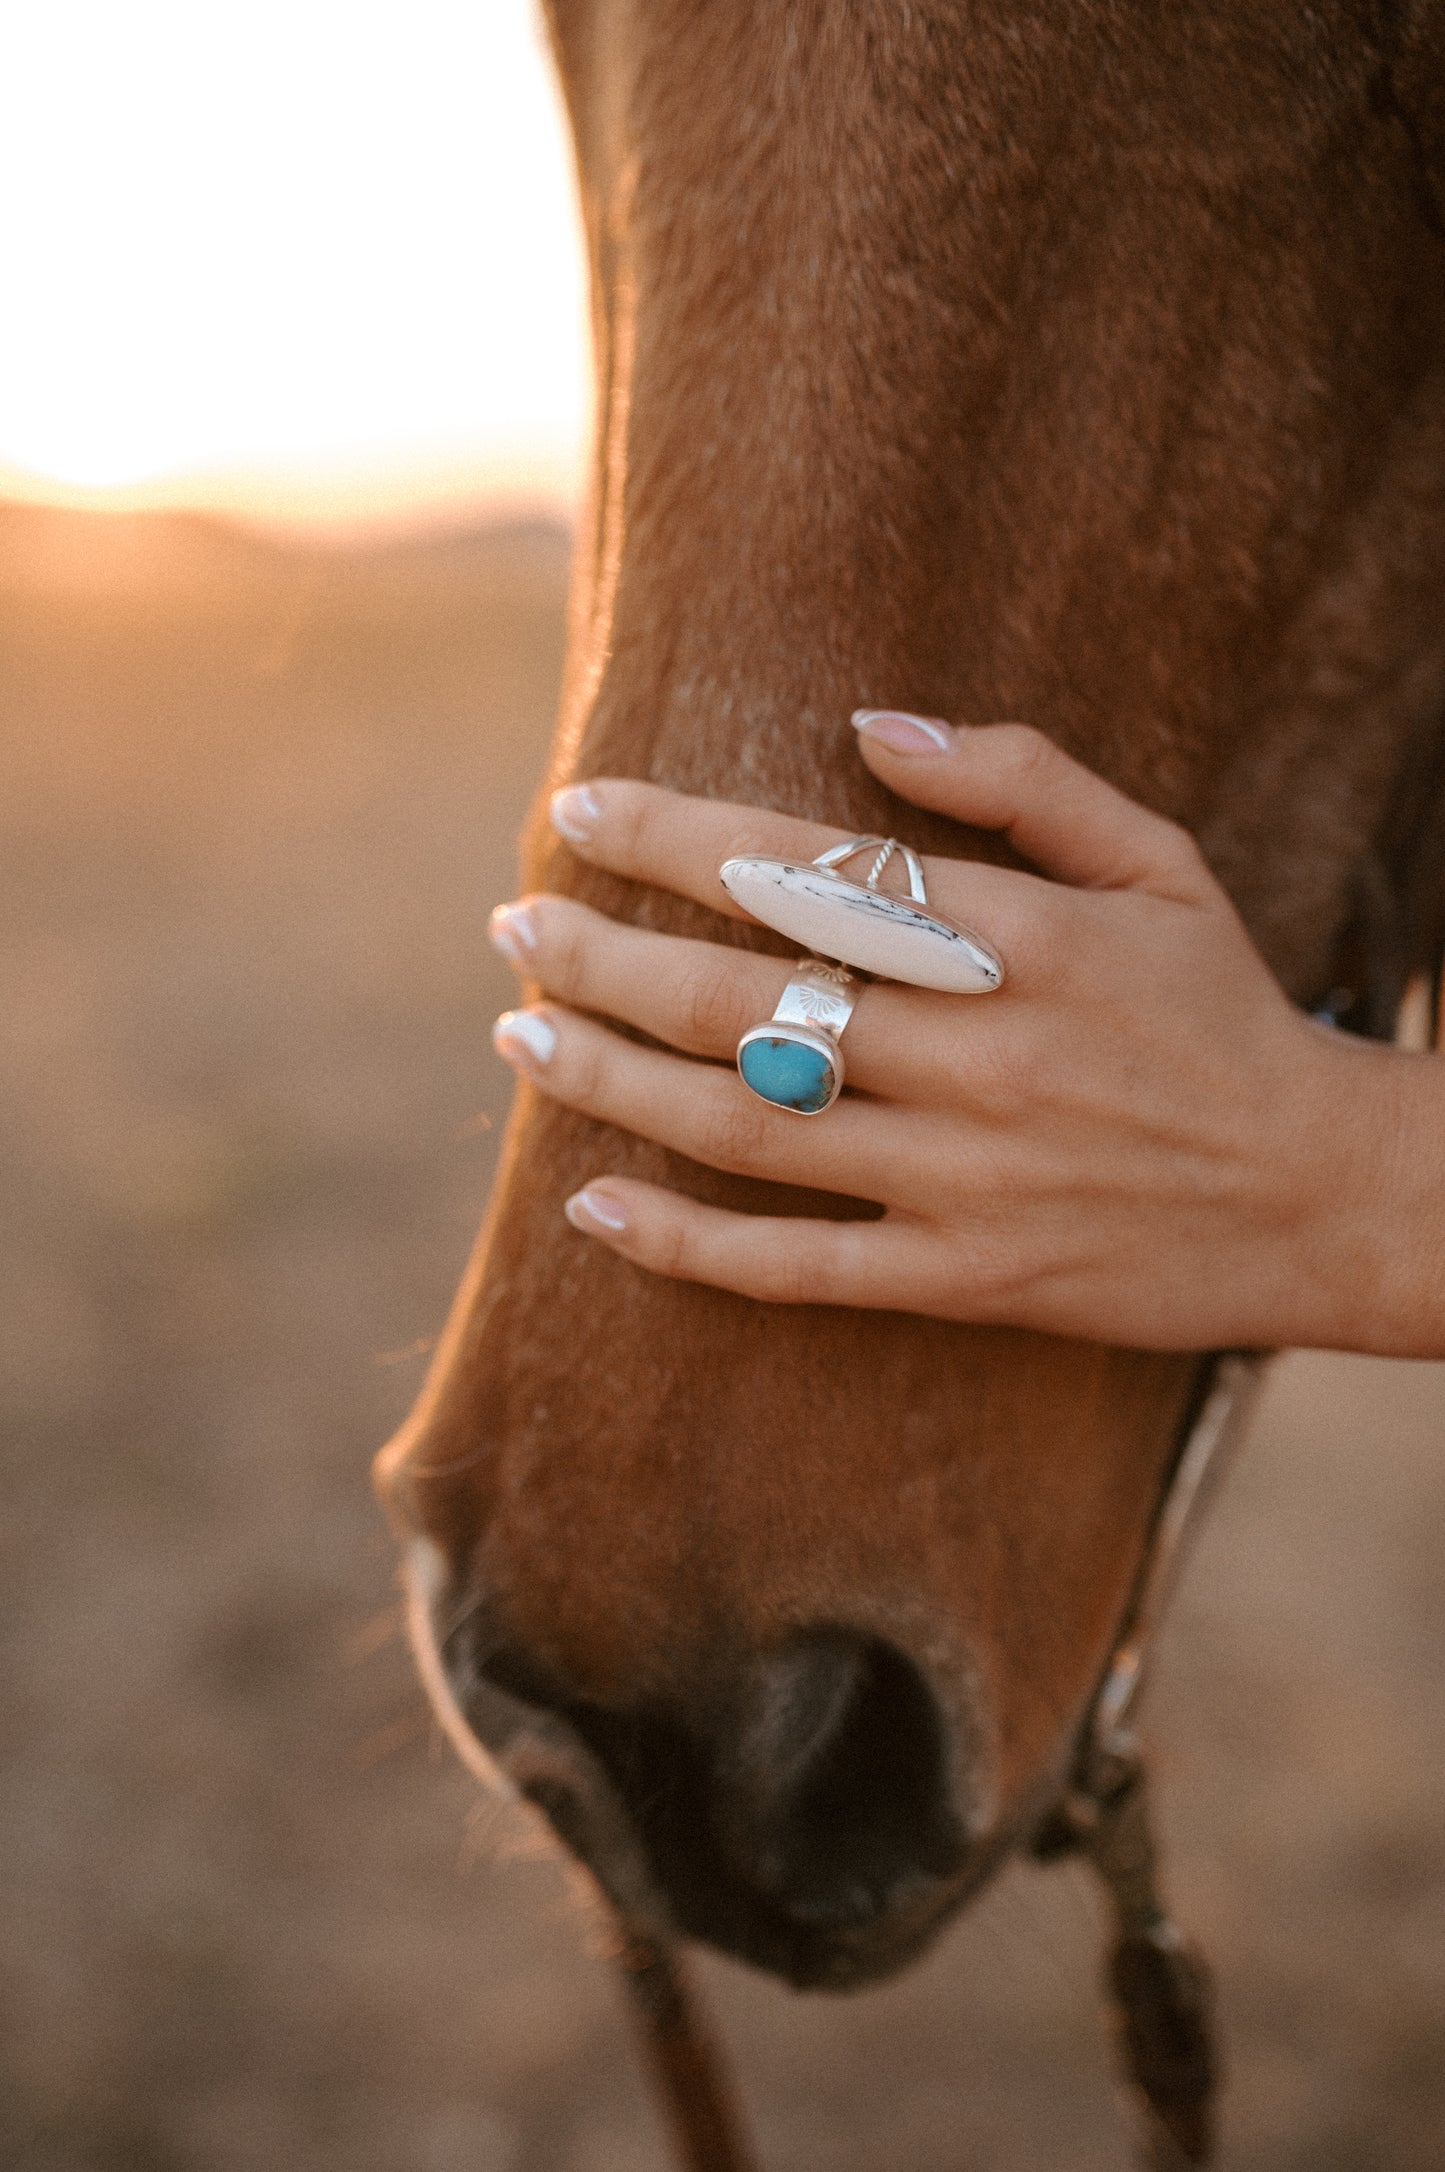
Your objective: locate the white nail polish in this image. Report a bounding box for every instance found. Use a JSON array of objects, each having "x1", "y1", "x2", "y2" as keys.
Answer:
[
  {"x1": 493, "y1": 1009, "x2": 557, "y2": 1069},
  {"x1": 565, "y1": 1186, "x2": 630, "y2": 1235},
  {"x1": 851, "y1": 710, "x2": 953, "y2": 754},
  {"x1": 488, "y1": 902, "x2": 537, "y2": 966},
  {"x1": 851, "y1": 712, "x2": 951, "y2": 755},
  {"x1": 550, "y1": 783, "x2": 602, "y2": 845}
]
